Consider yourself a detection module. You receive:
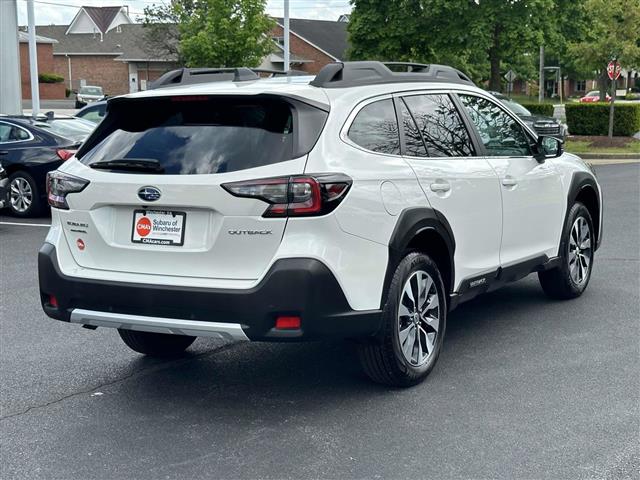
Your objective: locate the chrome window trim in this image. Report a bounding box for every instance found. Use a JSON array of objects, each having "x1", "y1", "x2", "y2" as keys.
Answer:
[{"x1": 0, "y1": 120, "x2": 35, "y2": 144}]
